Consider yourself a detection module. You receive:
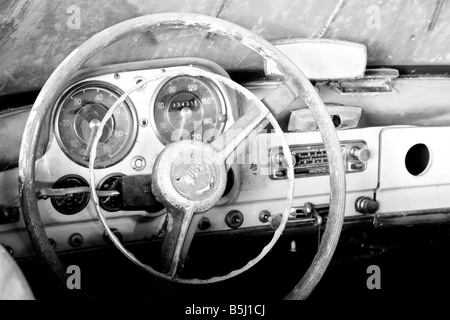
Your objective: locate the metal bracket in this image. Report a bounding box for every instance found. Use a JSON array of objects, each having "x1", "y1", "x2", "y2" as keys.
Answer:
[
  {"x1": 329, "y1": 68, "x2": 399, "y2": 96},
  {"x1": 289, "y1": 202, "x2": 328, "y2": 226},
  {"x1": 36, "y1": 187, "x2": 119, "y2": 200}
]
